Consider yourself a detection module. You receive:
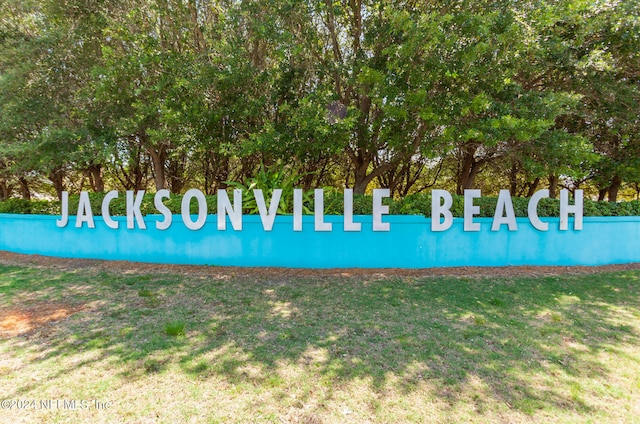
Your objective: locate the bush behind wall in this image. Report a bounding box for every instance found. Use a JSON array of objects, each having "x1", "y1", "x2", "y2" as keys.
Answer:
[{"x1": 1, "y1": 191, "x2": 640, "y2": 217}]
